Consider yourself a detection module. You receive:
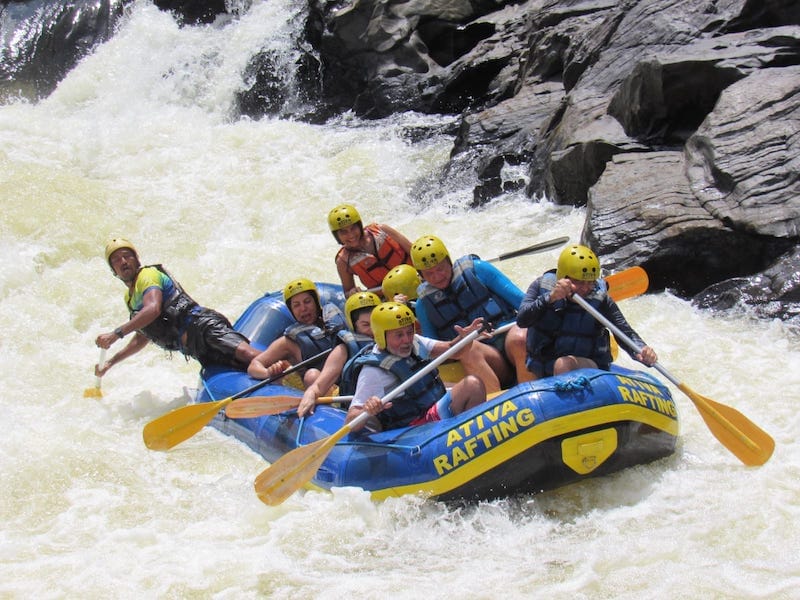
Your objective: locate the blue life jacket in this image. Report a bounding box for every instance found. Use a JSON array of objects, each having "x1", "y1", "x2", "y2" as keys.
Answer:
[
  {"x1": 284, "y1": 305, "x2": 346, "y2": 369},
  {"x1": 336, "y1": 331, "x2": 374, "y2": 395},
  {"x1": 351, "y1": 342, "x2": 446, "y2": 429},
  {"x1": 525, "y1": 270, "x2": 612, "y2": 374},
  {"x1": 417, "y1": 255, "x2": 517, "y2": 339},
  {"x1": 132, "y1": 264, "x2": 197, "y2": 351}
]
